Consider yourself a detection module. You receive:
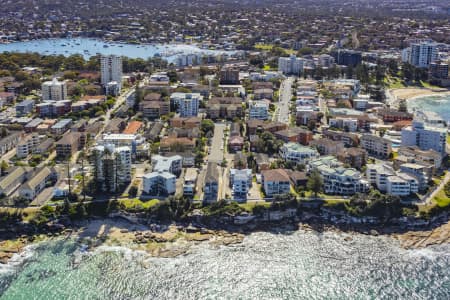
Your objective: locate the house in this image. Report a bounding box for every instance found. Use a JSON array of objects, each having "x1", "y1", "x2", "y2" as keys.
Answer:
[
  {"x1": 123, "y1": 121, "x2": 143, "y2": 135},
  {"x1": 18, "y1": 167, "x2": 55, "y2": 200},
  {"x1": 105, "y1": 118, "x2": 127, "y2": 133},
  {"x1": 228, "y1": 135, "x2": 244, "y2": 152},
  {"x1": 279, "y1": 143, "x2": 319, "y2": 165},
  {"x1": 360, "y1": 134, "x2": 392, "y2": 158},
  {"x1": 204, "y1": 162, "x2": 219, "y2": 203},
  {"x1": 254, "y1": 153, "x2": 270, "y2": 172}
]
